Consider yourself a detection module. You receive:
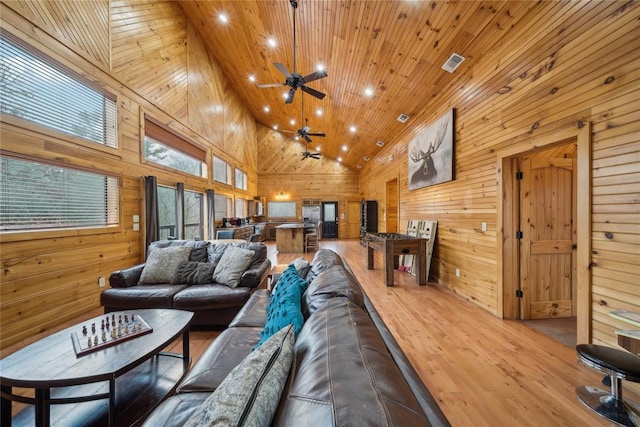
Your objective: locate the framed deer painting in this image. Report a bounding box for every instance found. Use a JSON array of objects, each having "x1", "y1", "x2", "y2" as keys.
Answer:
[{"x1": 408, "y1": 109, "x2": 455, "y2": 190}]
